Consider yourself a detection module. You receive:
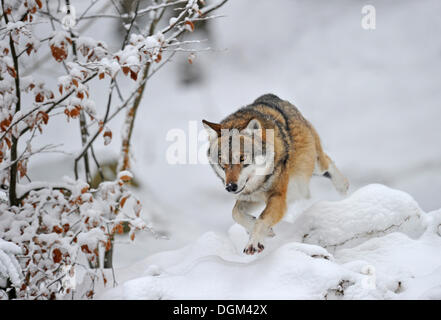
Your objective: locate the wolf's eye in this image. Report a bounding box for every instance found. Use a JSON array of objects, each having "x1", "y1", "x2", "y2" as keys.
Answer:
[{"x1": 240, "y1": 154, "x2": 246, "y2": 162}]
